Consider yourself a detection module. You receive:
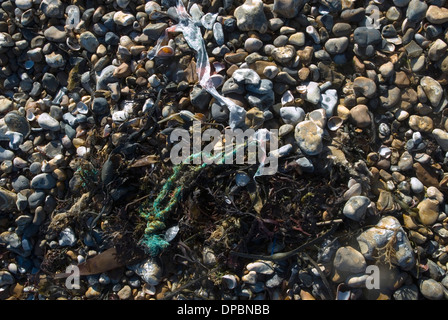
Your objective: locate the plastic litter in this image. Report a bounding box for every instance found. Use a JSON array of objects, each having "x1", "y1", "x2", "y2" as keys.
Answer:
[{"x1": 148, "y1": 0, "x2": 246, "y2": 131}]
